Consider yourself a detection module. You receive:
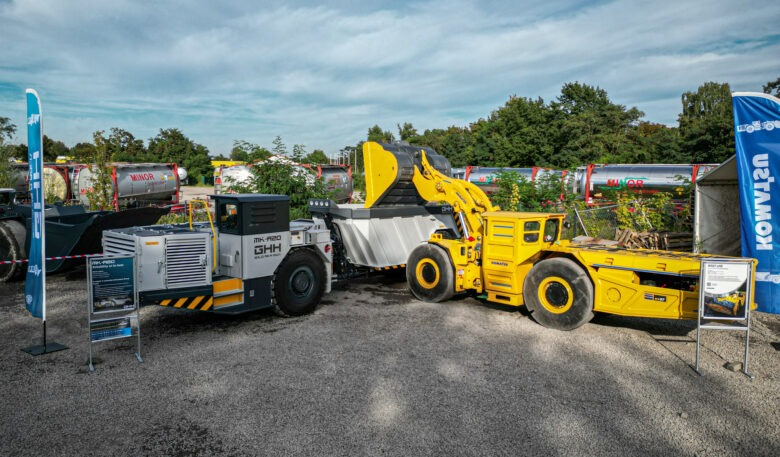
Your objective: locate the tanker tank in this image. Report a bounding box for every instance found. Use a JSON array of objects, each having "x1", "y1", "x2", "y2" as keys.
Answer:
[
  {"x1": 214, "y1": 165, "x2": 253, "y2": 194},
  {"x1": 574, "y1": 163, "x2": 718, "y2": 204},
  {"x1": 73, "y1": 163, "x2": 179, "y2": 208},
  {"x1": 306, "y1": 164, "x2": 353, "y2": 203},
  {"x1": 465, "y1": 166, "x2": 565, "y2": 194},
  {"x1": 9, "y1": 163, "x2": 72, "y2": 202}
]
